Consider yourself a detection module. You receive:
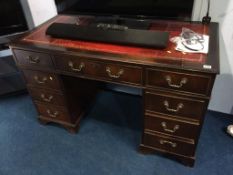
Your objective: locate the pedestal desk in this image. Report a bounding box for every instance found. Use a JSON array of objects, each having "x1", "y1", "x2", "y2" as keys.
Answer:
[{"x1": 9, "y1": 15, "x2": 219, "y2": 166}]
